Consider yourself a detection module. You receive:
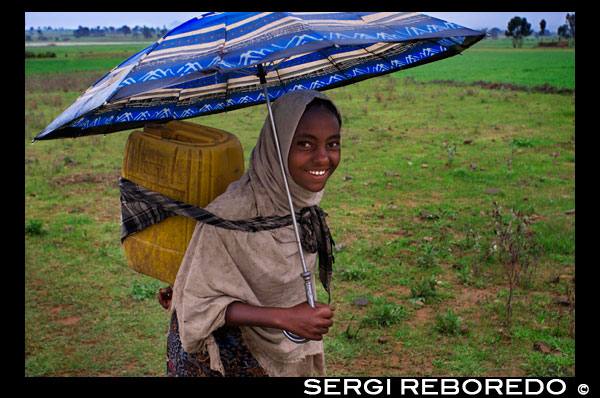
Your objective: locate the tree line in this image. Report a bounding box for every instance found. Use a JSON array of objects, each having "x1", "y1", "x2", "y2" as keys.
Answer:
[
  {"x1": 72, "y1": 25, "x2": 169, "y2": 39},
  {"x1": 26, "y1": 24, "x2": 169, "y2": 41},
  {"x1": 505, "y1": 13, "x2": 575, "y2": 48}
]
